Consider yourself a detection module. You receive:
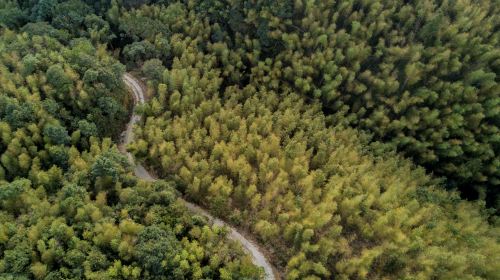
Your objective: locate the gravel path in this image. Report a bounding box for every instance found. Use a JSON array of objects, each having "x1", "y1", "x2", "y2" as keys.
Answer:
[{"x1": 120, "y1": 73, "x2": 277, "y2": 280}]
